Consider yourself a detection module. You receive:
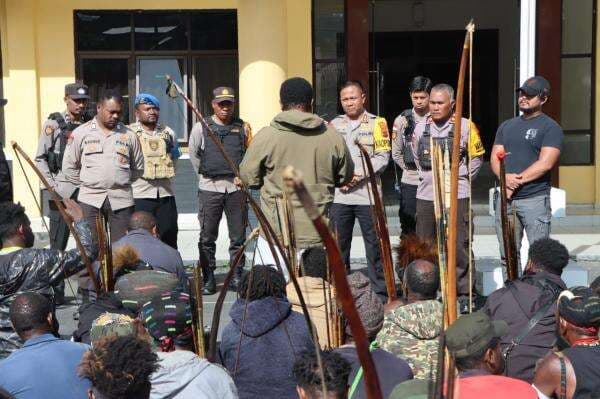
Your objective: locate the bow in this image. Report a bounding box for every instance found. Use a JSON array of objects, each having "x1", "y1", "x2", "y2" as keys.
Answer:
[
  {"x1": 496, "y1": 150, "x2": 518, "y2": 281},
  {"x1": 446, "y1": 20, "x2": 474, "y2": 324},
  {"x1": 283, "y1": 166, "x2": 383, "y2": 399},
  {"x1": 164, "y1": 77, "x2": 317, "y2": 346},
  {"x1": 355, "y1": 142, "x2": 397, "y2": 302},
  {"x1": 11, "y1": 141, "x2": 100, "y2": 292},
  {"x1": 96, "y1": 213, "x2": 113, "y2": 292}
]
